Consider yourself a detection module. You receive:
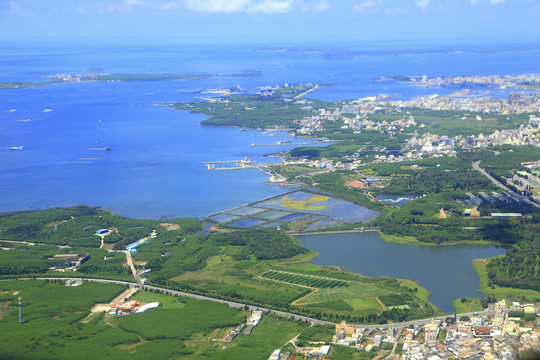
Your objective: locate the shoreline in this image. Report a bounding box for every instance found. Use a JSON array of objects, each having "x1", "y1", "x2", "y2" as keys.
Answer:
[{"x1": 472, "y1": 257, "x2": 540, "y2": 300}]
